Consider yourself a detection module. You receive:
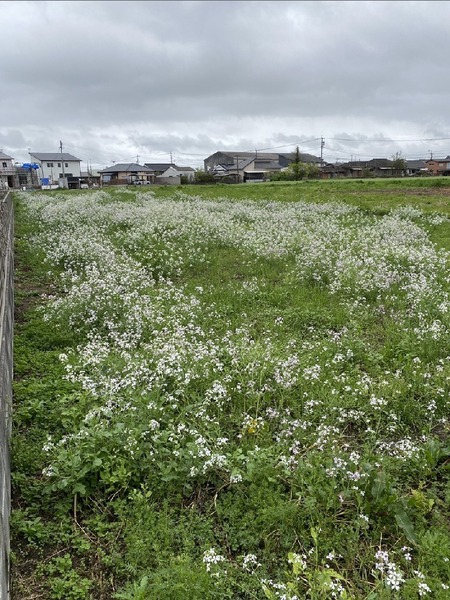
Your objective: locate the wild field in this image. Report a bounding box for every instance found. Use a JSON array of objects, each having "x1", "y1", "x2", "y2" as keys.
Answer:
[{"x1": 11, "y1": 180, "x2": 450, "y2": 599}]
